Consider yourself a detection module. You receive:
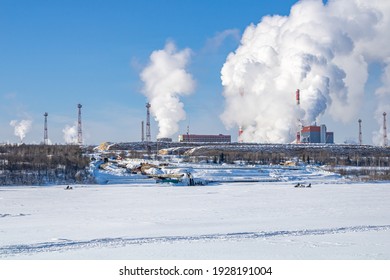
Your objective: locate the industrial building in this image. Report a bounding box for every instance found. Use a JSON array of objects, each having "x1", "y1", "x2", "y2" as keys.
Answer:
[
  {"x1": 298, "y1": 125, "x2": 334, "y2": 144},
  {"x1": 157, "y1": 137, "x2": 172, "y2": 142},
  {"x1": 293, "y1": 89, "x2": 334, "y2": 144},
  {"x1": 178, "y1": 134, "x2": 231, "y2": 143}
]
